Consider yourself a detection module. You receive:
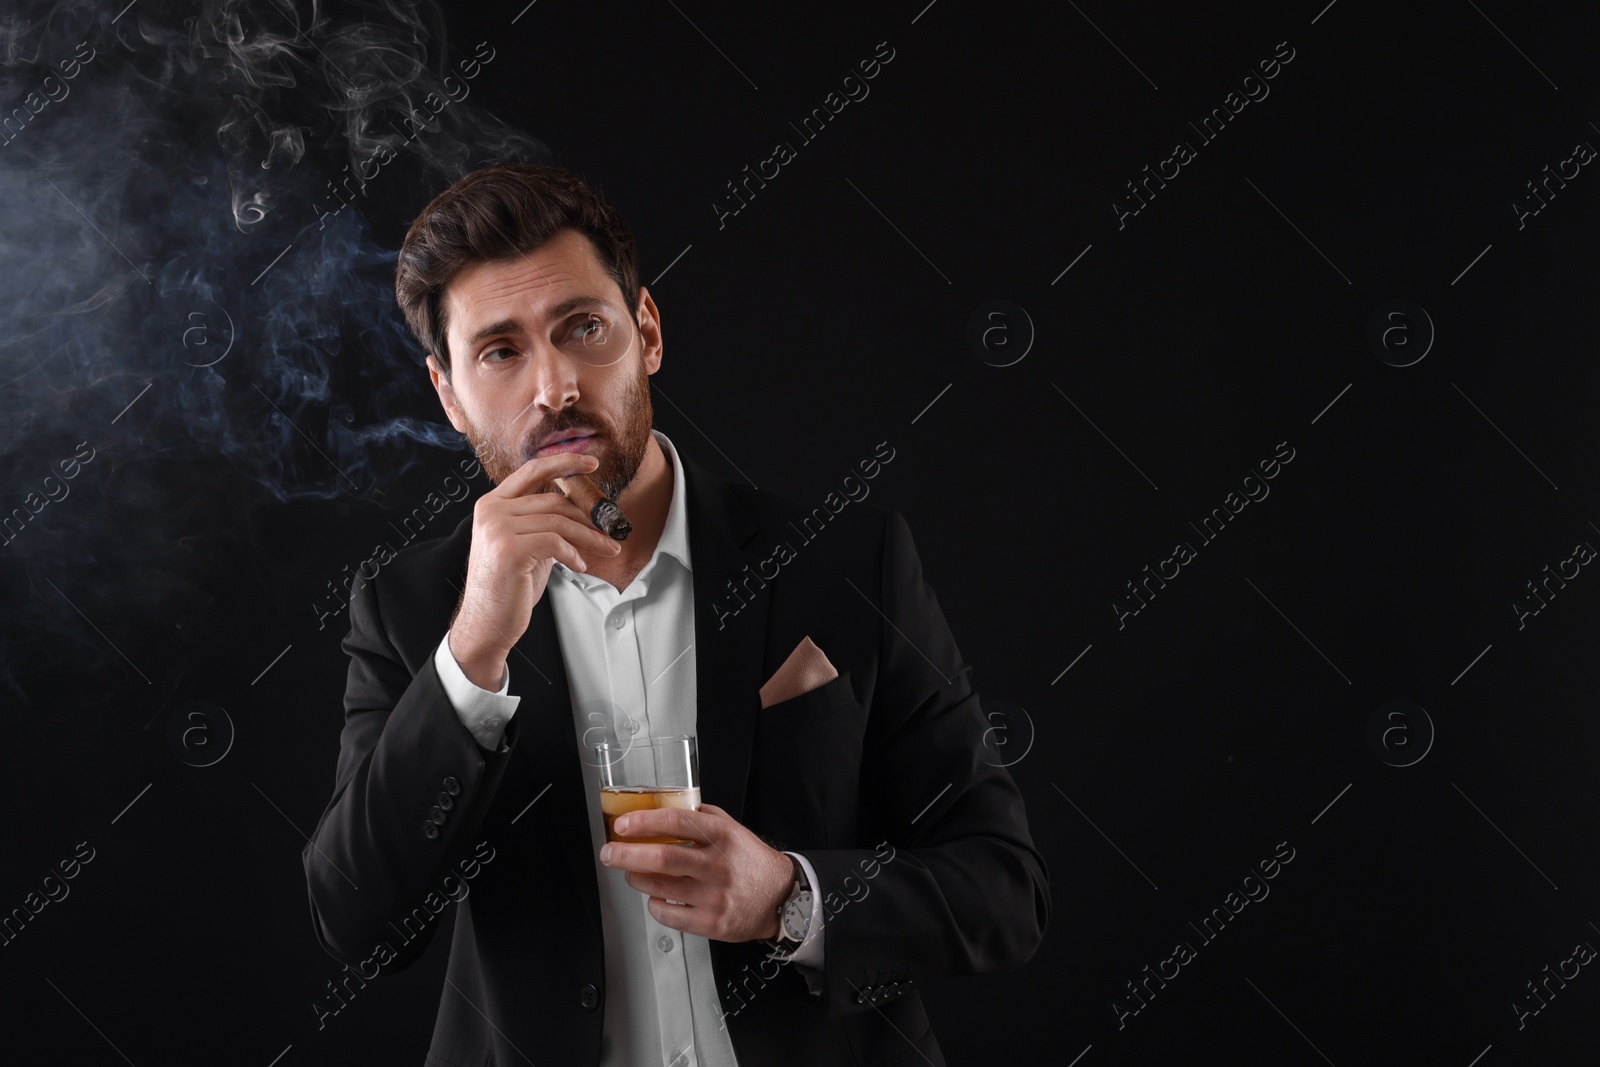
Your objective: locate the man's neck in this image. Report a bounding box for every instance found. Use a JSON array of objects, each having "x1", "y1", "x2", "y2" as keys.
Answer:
[{"x1": 588, "y1": 432, "x2": 670, "y2": 591}]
